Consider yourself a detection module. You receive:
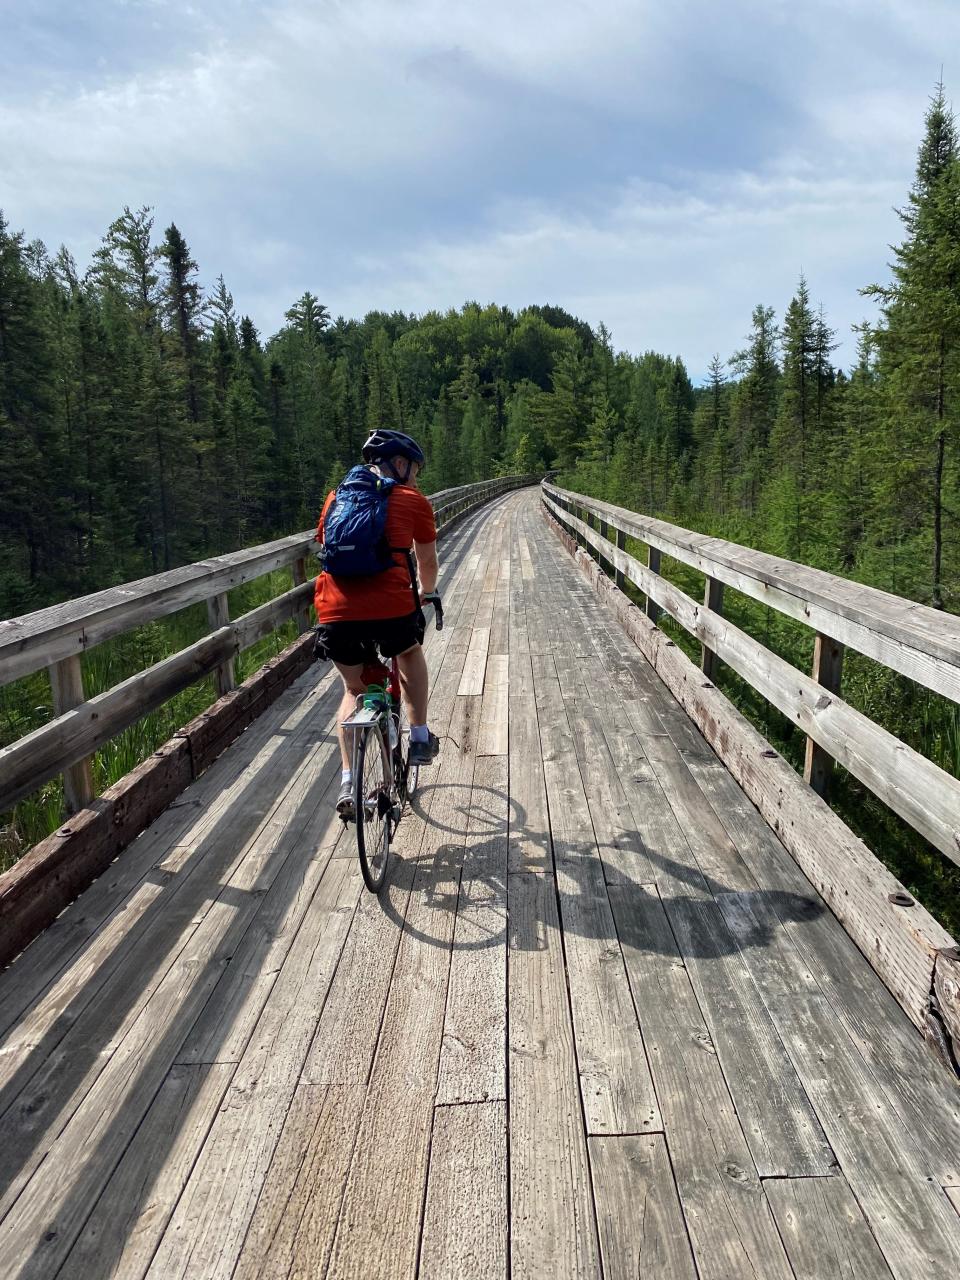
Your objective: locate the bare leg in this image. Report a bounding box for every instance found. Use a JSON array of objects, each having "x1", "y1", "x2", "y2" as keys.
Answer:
[
  {"x1": 396, "y1": 643, "x2": 428, "y2": 726},
  {"x1": 334, "y1": 662, "x2": 366, "y2": 769}
]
